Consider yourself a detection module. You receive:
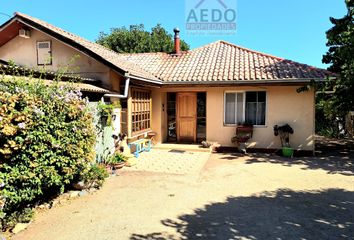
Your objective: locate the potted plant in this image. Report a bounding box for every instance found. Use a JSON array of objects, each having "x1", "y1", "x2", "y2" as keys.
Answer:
[
  {"x1": 231, "y1": 122, "x2": 254, "y2": 152},
  {"x1": 106, "y1": 152, "x2": 127, "y2": 169},
  {"x1": 274, "y1": 124, "x2": 294, "y2": 157}
]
